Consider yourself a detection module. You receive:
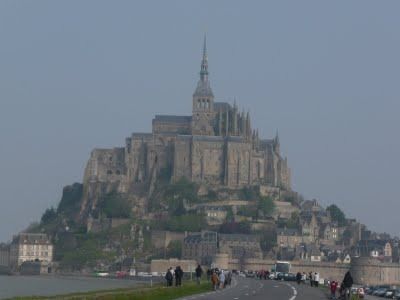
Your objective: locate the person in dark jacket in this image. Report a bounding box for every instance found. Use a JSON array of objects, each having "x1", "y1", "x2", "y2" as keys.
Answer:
[
  {"x1": 342, "y1": 271, "x2": 353, "y2": 300},
  {"x1": 165, "y1": 268, "x2": 173, "y2": 287},
  {"x1": 195, "y1": 264, "x2": 203, "y2": 284},
  {"x1": 296, "y1": 272, "x2": 302, "y2": 285},
  {"x1": 175, "y1": 266, "x2": 184, "y2": 286}
]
